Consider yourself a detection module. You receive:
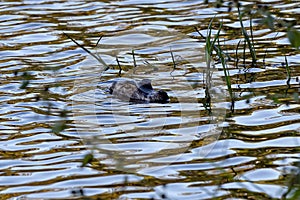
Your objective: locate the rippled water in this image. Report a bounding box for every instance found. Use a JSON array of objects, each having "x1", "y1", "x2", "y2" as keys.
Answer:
[{"x1": 1, "y1": 0, "x2": 300, "y2": 199}]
